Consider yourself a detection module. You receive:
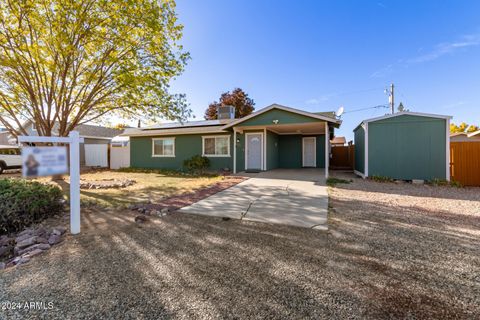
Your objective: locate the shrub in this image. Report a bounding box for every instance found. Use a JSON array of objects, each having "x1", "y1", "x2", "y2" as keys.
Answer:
[
  {"x1": 0, "y1": 179, "x2": 64, "y2": 235},
  {"x1": 117, "y1": 166, "x2": 218, "y2": 177},
  {"x1": 183, "y1": 155, "x2": 210, "y2": 174},
  {"x1": 370, "y1": 175, "x2": 394, "y2": 183},
  {"x1": 429, "y1": 178, "x2": 463, "y2": 188}
]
